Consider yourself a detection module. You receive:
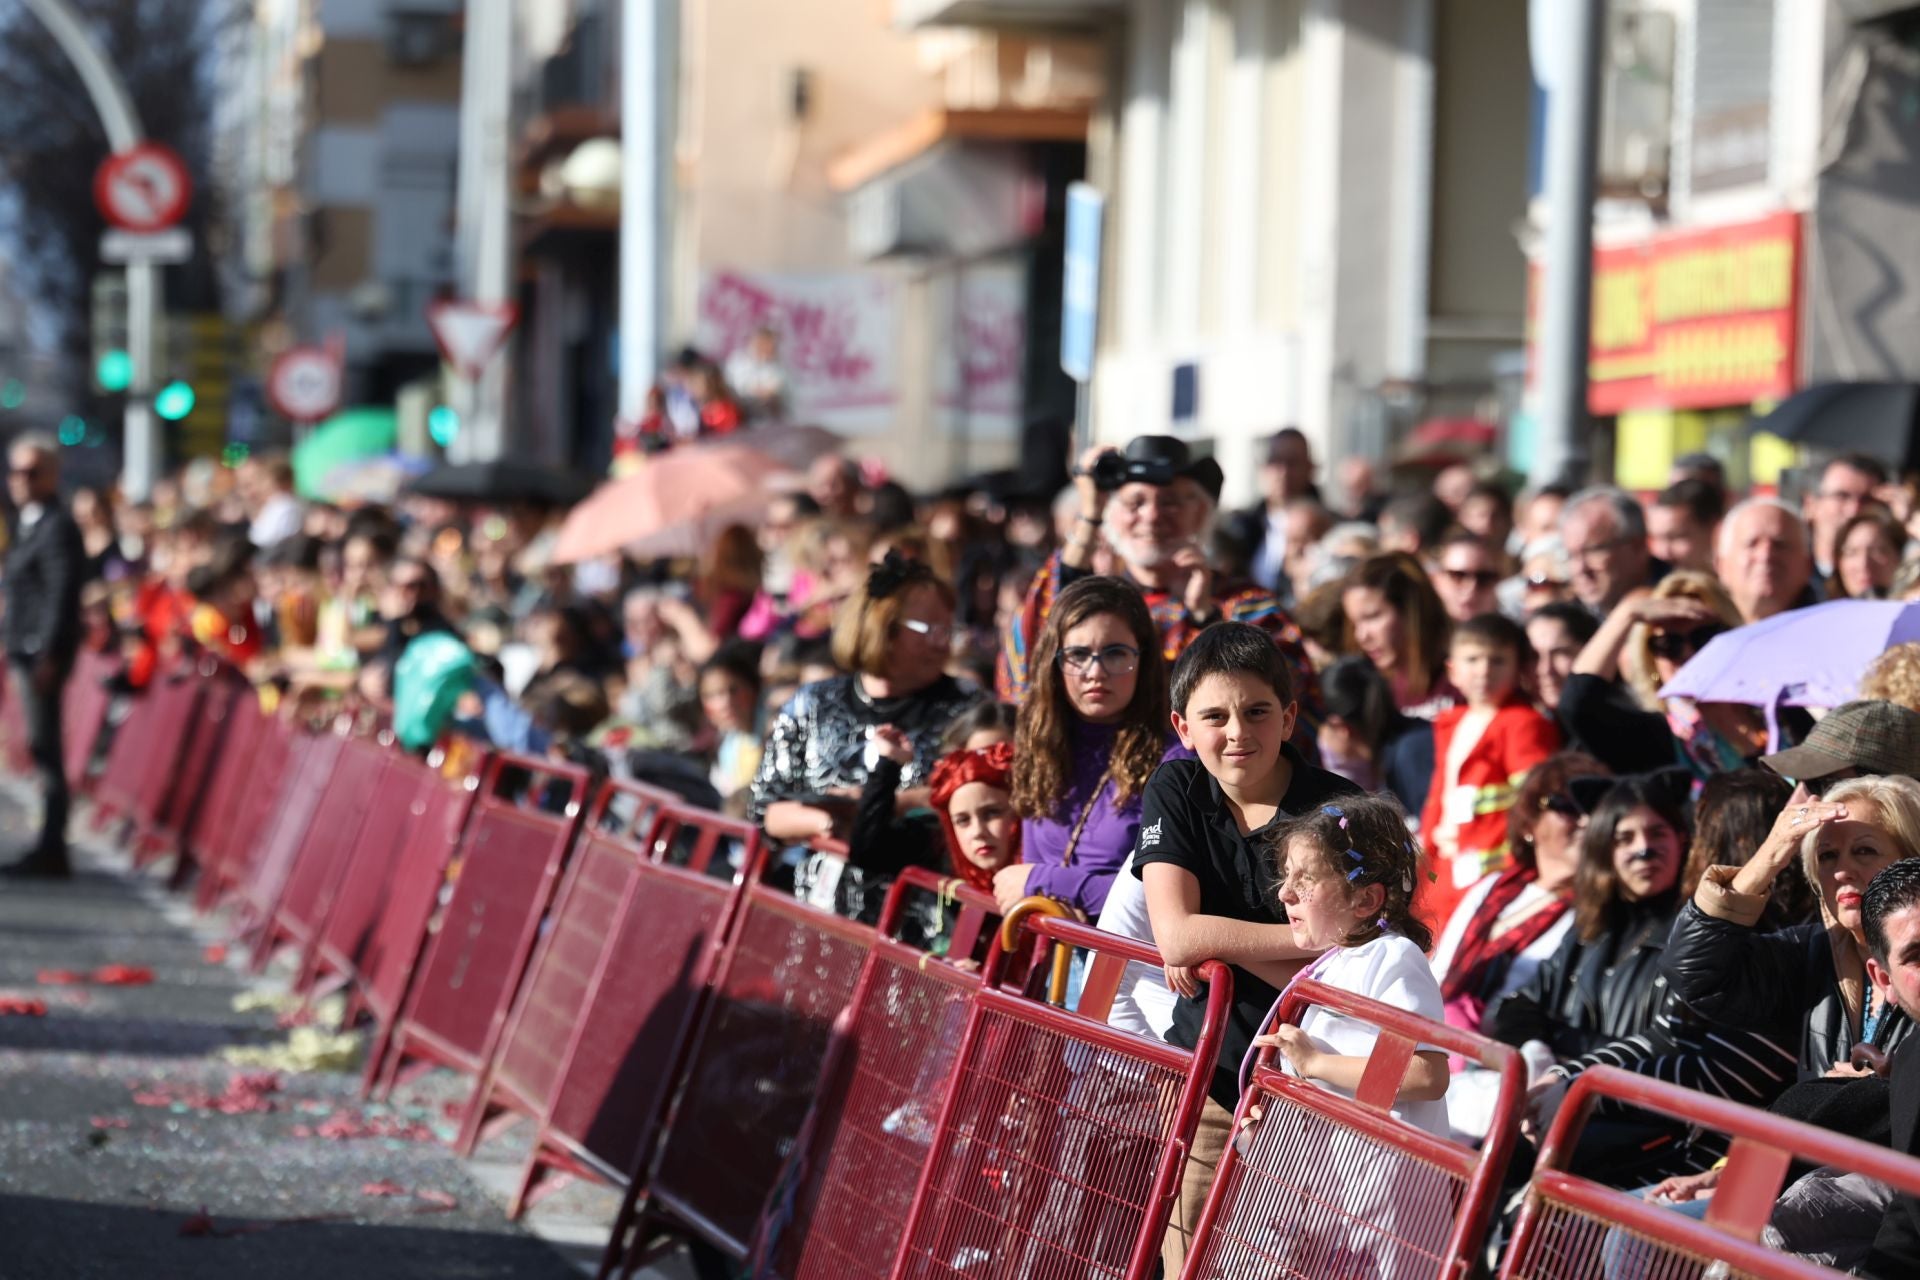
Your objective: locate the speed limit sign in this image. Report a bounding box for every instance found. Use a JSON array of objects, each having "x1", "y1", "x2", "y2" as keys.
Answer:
[{"x1": 267, "y1": 347, "x2": 343, "y2": 424}]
